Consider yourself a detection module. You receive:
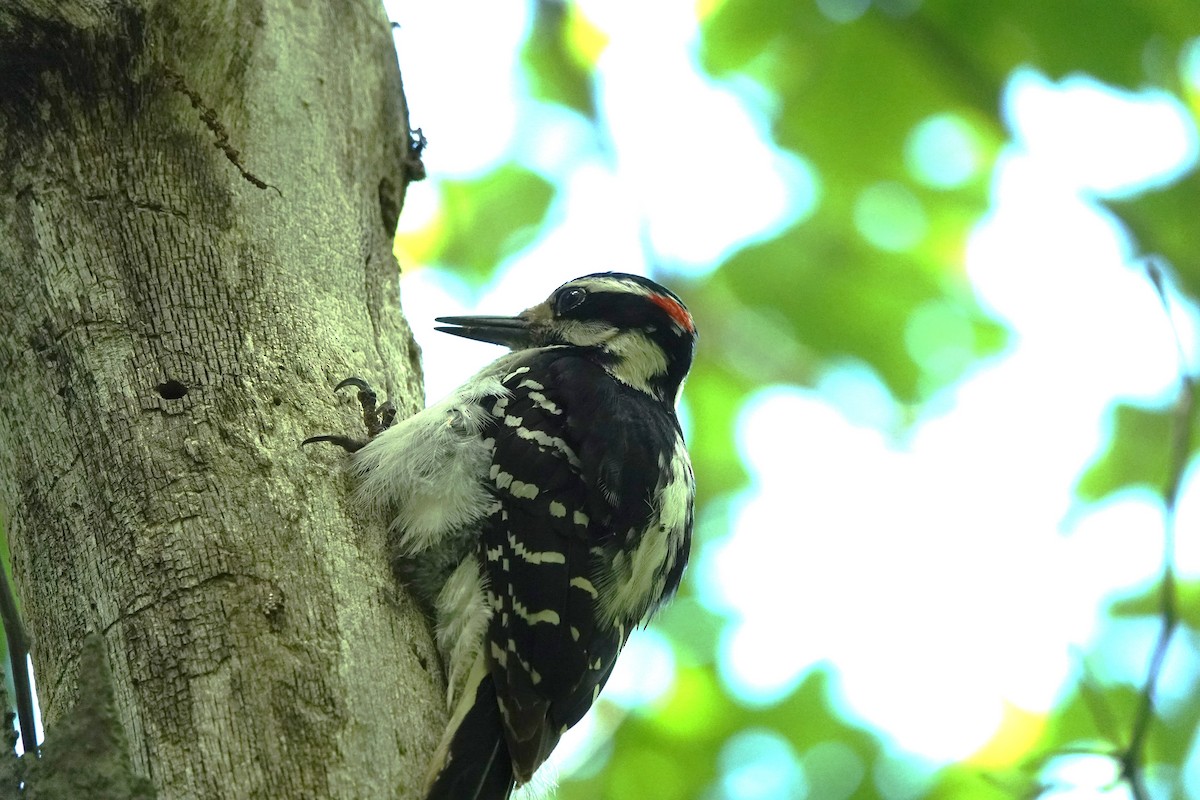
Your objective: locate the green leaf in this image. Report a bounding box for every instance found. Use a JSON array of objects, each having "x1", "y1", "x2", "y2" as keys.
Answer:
[
  {"x1": 557, "y1": 666, "x2": 888, "y2": 800},
  {"x1": 715, "y1": 224, "x2": 1006, "y2": 402},
  {"x1": 682, "y1": 360, "x2": 751, "y2": 501},
  {"x1": 652, "y1": 596, "x2": 723, "y2": 667},
  {"x1": 1109, "y1": 578, "x2": 1200, "y2": 631},
  {"x1": 703, "y1": 1, "x2": 1200, "y2": 101},
  {"x1": 915, "y1": 0, "x2": 1200, "y2": 89},
  {"x1": 1111, "y1": 177, "x2": 1200, "y2": 299},
  {"x1": 1075, "y1": 402, "x2": 1192, "y2": 502},
  {"x1": 429, "y1": 164, "x2": 555, "y2": 281},
  {"x1": 699, "y1": 1, "x2": 1015, "y2": 401},
  {"x1": 520, "y1": 0, "x2": 599, "y2": 119}
]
